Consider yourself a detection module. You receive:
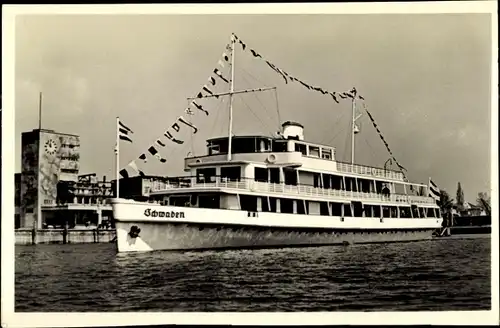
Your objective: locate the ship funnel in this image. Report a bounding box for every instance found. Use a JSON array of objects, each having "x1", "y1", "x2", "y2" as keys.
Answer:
[{"x1": 281, "y1": 121, "x2": 304, "y2": 141}]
